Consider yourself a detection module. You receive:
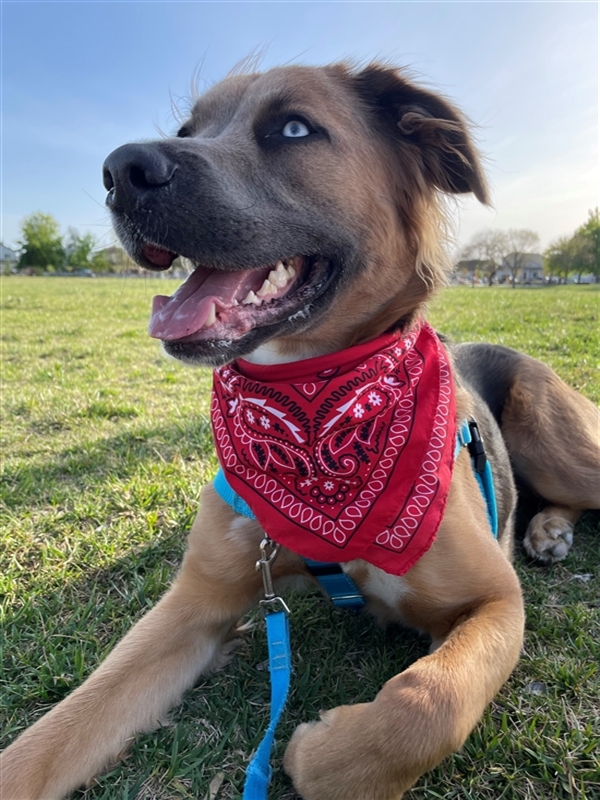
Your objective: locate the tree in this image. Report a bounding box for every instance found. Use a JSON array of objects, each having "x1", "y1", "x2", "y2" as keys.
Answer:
[
  {"x1": 65, "y1": 228, "x2": 95, "y2": 270},
  {"x1": 90, "y1": 250, "x2": 111, "y2": 273},
  {"x1": 65, "y1": 228, "x2": 111, "y2": 273},
  {"x1": 503, "y1": 229, "x2": 541, "y2": 288},
  {"x1": 460, "y1": 229, "x2": 509, "y2": 286},
  {"x1": 17, "y1": 213, "x2": 64, "y2": 271},
  {"x1": 574, "y1": 208, "x2": 599, "y2": 282},
  {"x1": 544, "y1": 211, "x2": 599, "y2": 284},
  {"x1": 544, "y1": 236, "x2": 577, "y2": 283}
]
